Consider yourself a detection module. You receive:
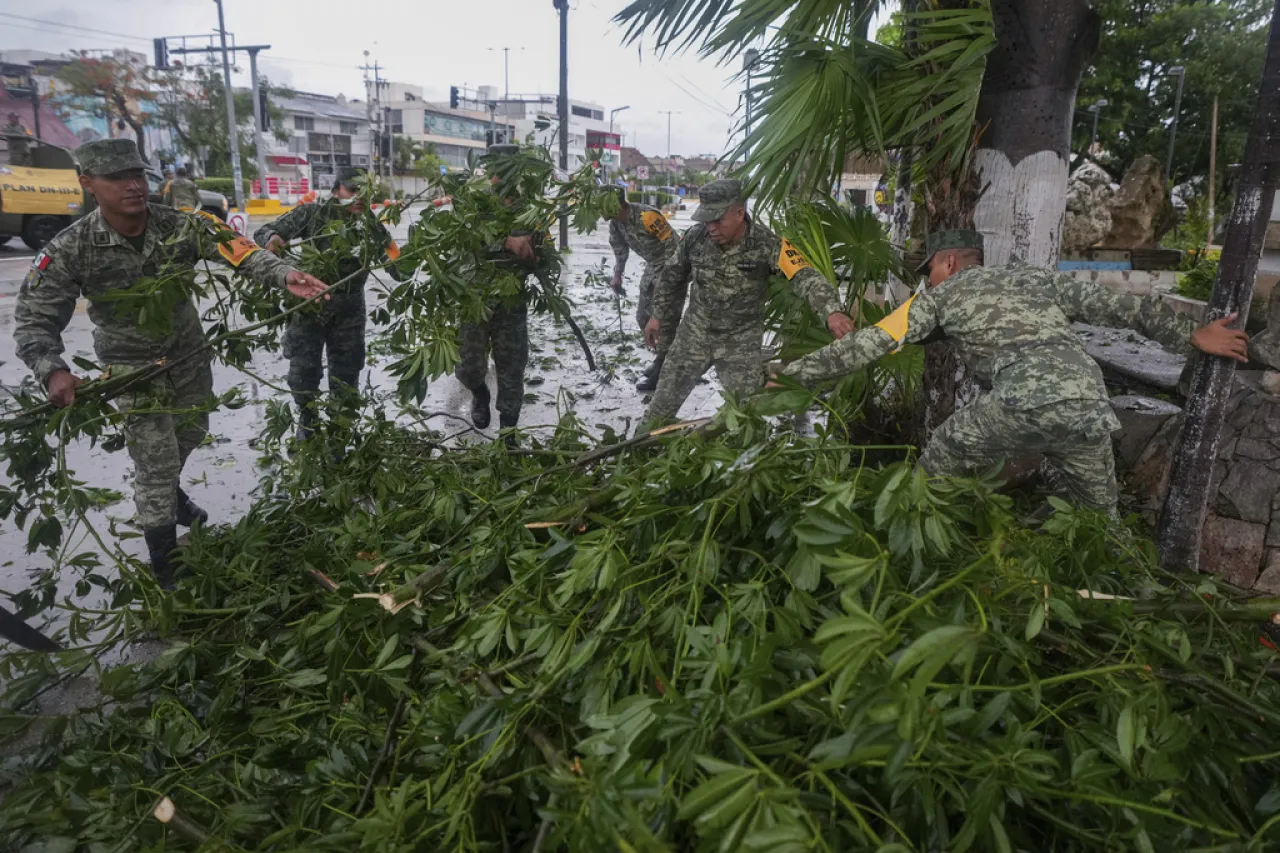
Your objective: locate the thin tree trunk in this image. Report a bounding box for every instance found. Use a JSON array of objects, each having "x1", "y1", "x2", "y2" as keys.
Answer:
[{"x1": 1156, "y1": 0, "x2": 1280, "y2": 572}]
